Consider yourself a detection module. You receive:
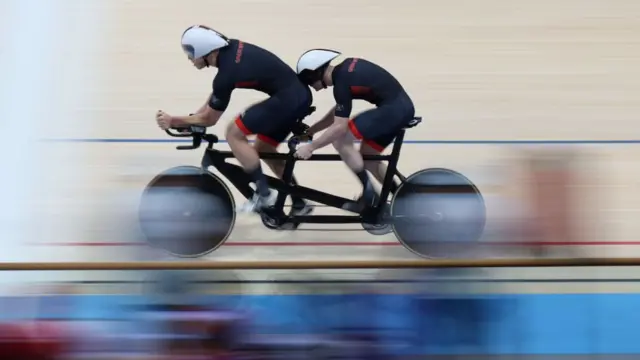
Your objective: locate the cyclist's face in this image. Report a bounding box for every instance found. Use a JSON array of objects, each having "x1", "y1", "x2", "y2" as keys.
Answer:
[
  {"x1": 188, "y1": 56, "x2": 206, "y2": 70},
  {"x1": 311, "y1": 80, "x2": 324, "y2": 91}
]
